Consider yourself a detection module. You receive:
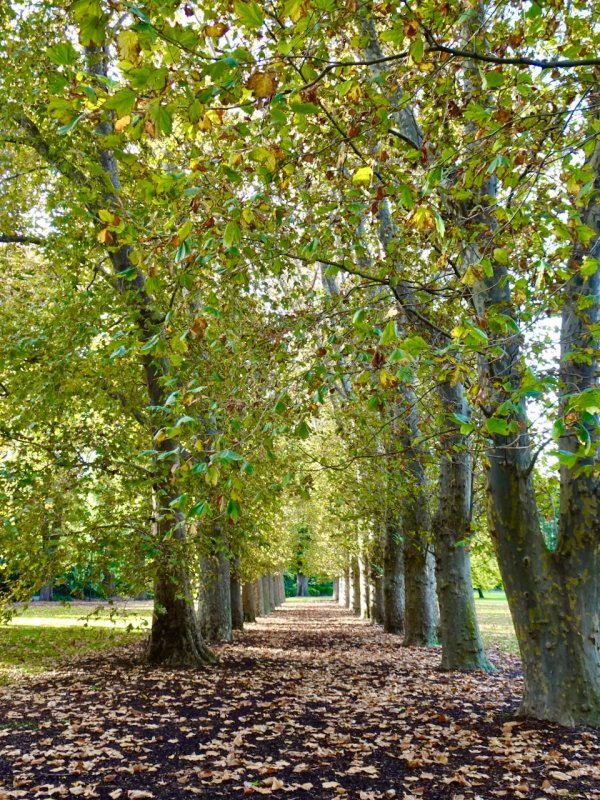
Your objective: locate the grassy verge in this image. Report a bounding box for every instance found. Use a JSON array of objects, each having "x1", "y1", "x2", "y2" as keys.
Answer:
[{"x1": 0, "y1": 601, "x2": 152, "y2": 686}]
